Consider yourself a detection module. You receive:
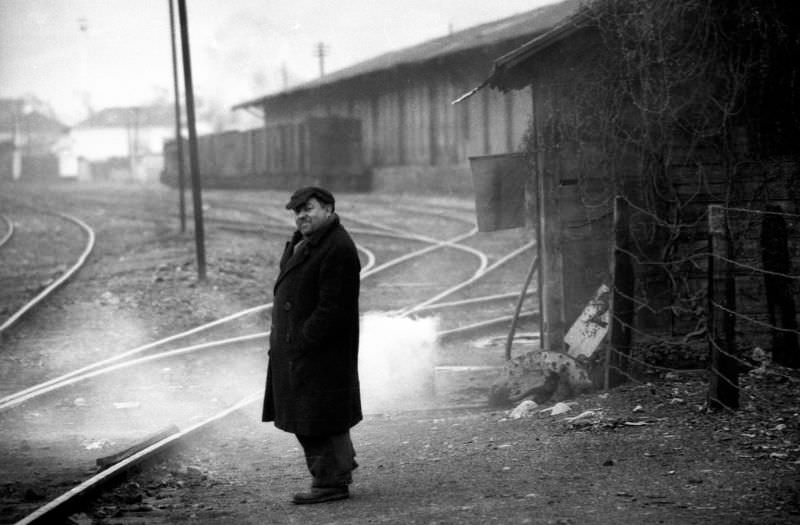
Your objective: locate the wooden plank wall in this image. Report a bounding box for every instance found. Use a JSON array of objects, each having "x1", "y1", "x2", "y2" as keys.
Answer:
[{"x1": 260, "y1": 69, "x2": 534, "y2": 171}]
